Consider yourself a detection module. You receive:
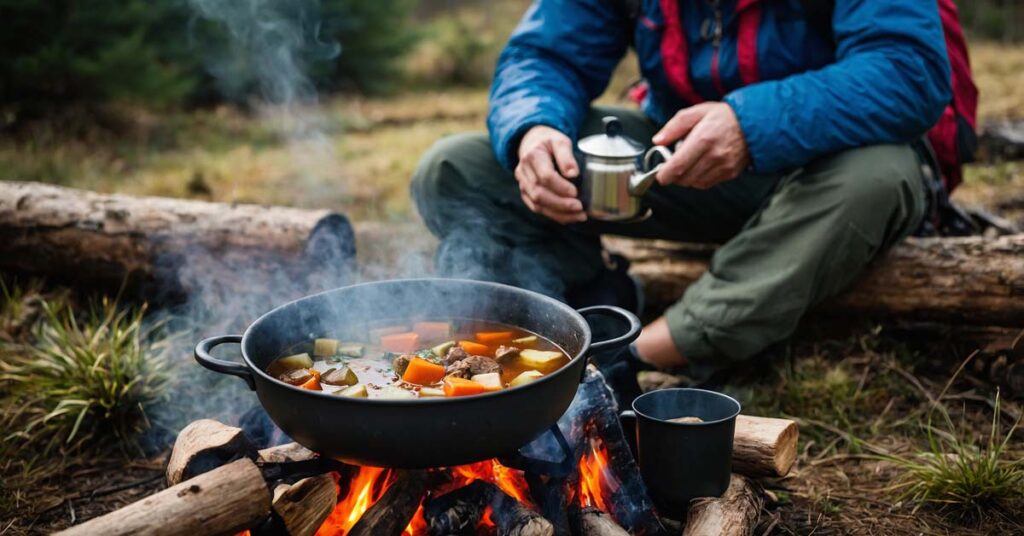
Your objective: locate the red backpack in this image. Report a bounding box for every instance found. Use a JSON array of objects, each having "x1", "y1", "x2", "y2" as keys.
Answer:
[
  {"x1": 800, "y1": 0, "x2": 978, "y2": 192},
  {"x1": 623, "y1": 0, "x2": 979, "y2": 192}
]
